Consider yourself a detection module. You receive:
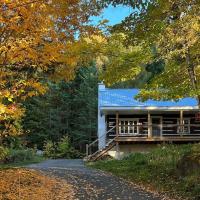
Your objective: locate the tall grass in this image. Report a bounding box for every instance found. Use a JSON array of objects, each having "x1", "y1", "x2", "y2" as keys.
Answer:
[{"x1": 90, "y1": 144, "x2": 200, "y2": 200}]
